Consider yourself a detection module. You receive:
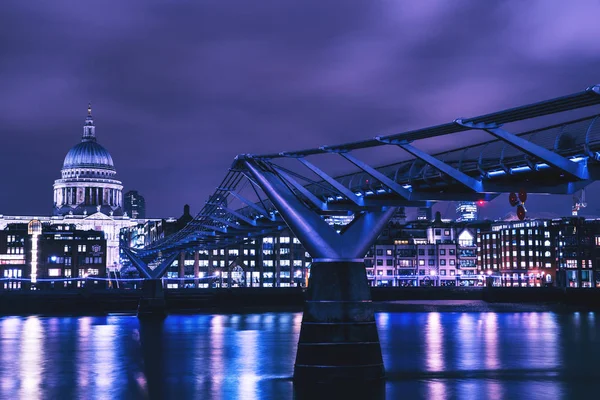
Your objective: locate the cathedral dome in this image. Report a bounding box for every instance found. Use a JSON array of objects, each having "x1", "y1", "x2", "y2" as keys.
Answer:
[
  {"x1": 53, "y1": 104, "x2": 124, "y2": 217},
  {"x1": 63, "y1": 140, "x2": 115, "y2": 170}
]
